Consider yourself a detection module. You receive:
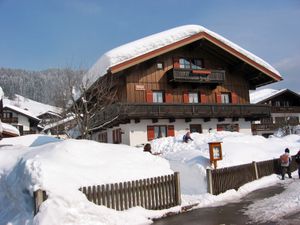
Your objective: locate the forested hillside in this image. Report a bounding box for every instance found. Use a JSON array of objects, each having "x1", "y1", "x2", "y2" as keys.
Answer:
[{"x1": 0, "y1": 68, "x2": 84, "y2": 107}]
